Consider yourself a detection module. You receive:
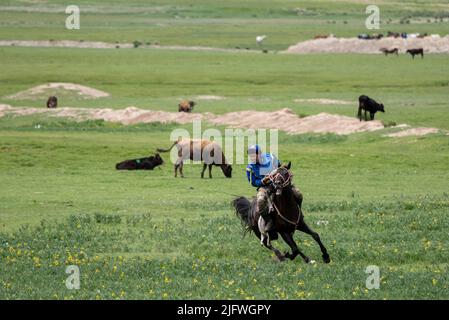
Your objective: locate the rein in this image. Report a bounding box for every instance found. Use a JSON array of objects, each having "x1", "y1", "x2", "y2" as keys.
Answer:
[{"x1": 271, "y1": 200, "x2": 301, "y2": 227}]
